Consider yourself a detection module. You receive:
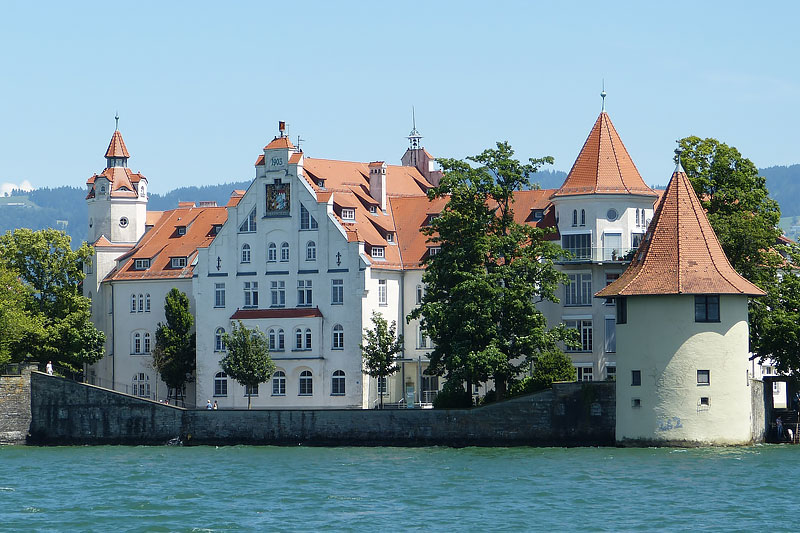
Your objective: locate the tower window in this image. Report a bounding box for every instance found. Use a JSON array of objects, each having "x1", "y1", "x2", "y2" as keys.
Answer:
[
  {"x1": 119, "y1": 217, "x2": 129, "y2": 228},
  {"x1": 695, "y1": 295, "x2": 720, "y2": 322}
]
